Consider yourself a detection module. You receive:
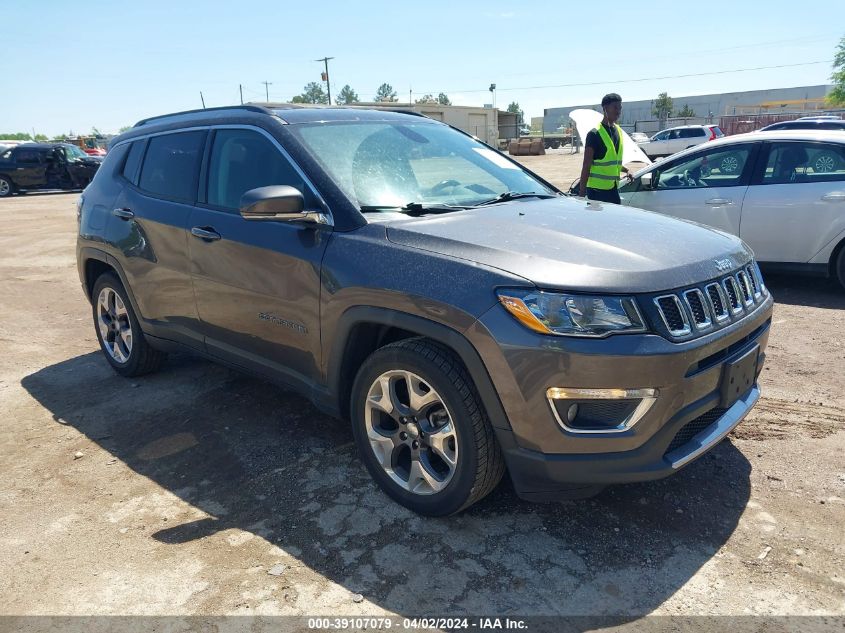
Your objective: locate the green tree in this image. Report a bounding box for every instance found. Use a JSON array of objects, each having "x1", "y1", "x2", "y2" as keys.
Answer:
[
  {"x1": 292, "y1": 82, "x2": 329, "y2": 104},
  {"x1": 91, "y1": 126, "x2": 103, "y2": 137},
  {"x1": 415, "y1": 94, "x2": 437, "y2": 104},
  {"x1": 652, "y1": 92, "x2": 674, "y2": 120},
  {"x1": 0, "y1": 132, "x2": 33, "y2": 140},
  {"x1": 33, "y1": 133, "x2": 48, "y2": 141},
  {"x1": 437, "y1": 92, "x2": 451, "y2": 105},
  {"x1": 675, "y1": 104, "x2": 696, "y2": 117},
  {"x1": 375, "y1": 83, "x2": 397, "y2": 102},
  {"x1": 335, "y1": 84, "x2": 360, "y2": 105},
  {"x1": 827, "y1": 34, "x2": 845, "y2": 106}
]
